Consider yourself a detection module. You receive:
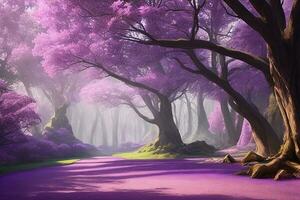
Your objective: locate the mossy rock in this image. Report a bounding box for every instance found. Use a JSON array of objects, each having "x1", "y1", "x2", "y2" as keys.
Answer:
[{"x1": 182, "y1": 141, "x2": 216, "y2": 155}]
